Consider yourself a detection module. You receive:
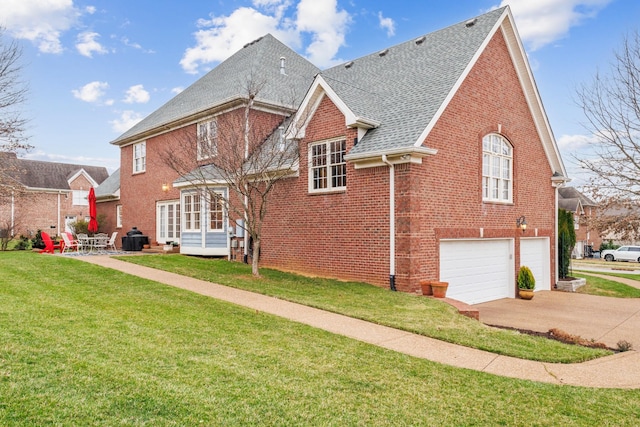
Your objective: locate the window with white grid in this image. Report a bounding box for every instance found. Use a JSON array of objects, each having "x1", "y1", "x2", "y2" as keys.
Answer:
[
  {"x1": 133, "y1": 141, "x2": 146, "y2": 173},
  {"x1": 482, "y1": 134, "x2": 512, "y2": 203},
  {"x1": 197, "y1": 119, "x2": 218, "y2": 159},
  {"x1": 183, "y1": 192, "x2": 201, "y2": 231},
  {"x1": 309, "y1": 138, "x2": 346, "y2": 193}
]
